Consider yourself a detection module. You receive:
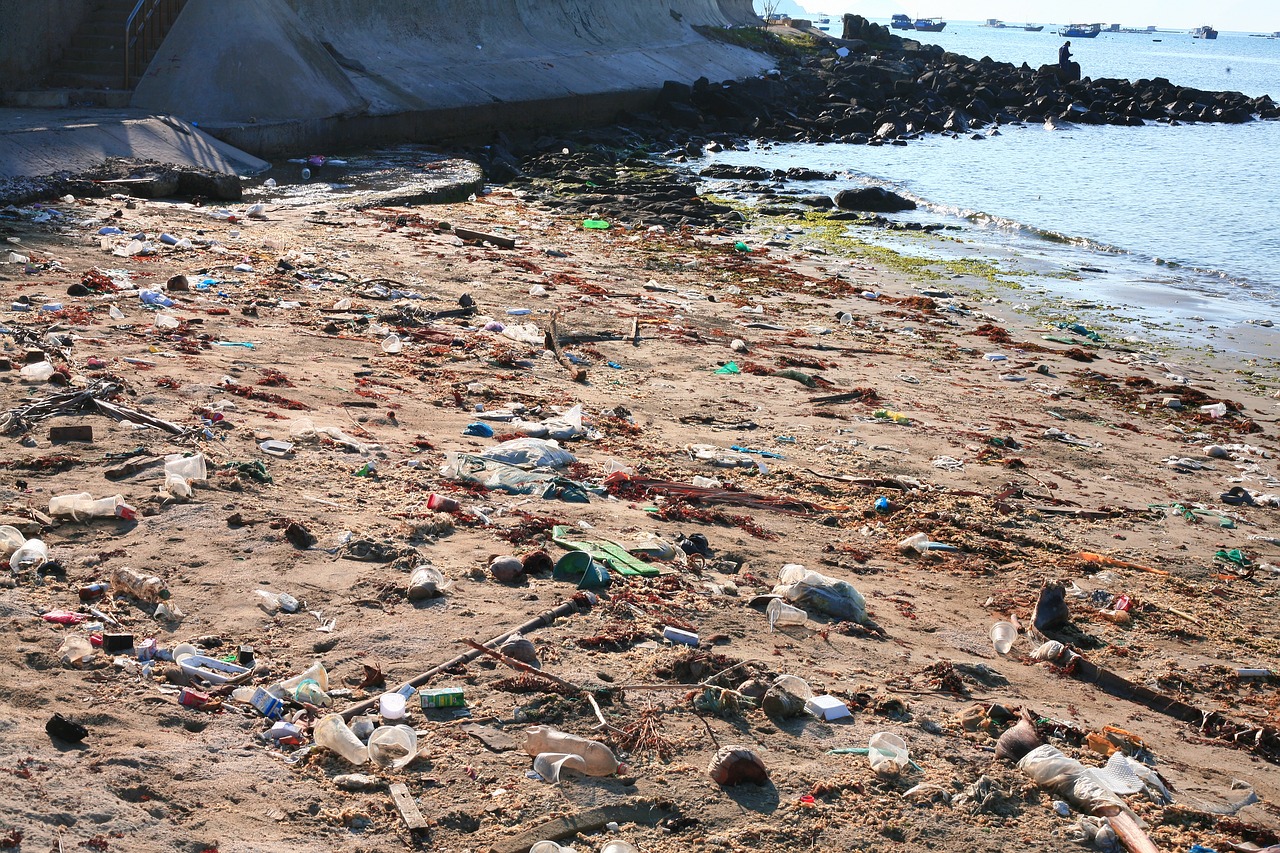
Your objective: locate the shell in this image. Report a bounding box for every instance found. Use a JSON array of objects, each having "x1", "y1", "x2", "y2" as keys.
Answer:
[{"x1": 708, "y1": 746, "x2": 769, "y2": 786}]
